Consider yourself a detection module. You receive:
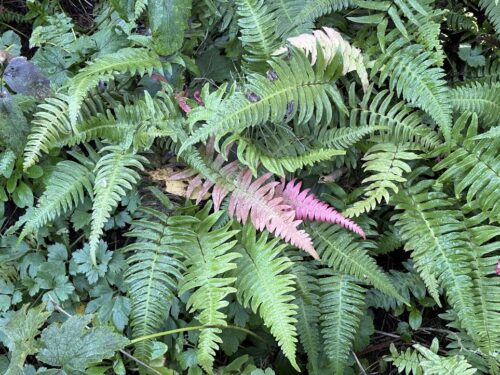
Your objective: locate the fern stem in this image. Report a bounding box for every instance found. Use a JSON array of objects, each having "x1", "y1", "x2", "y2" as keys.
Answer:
[{"x1": 129, "y1": 324, "x2": 264, "y2": 345}]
